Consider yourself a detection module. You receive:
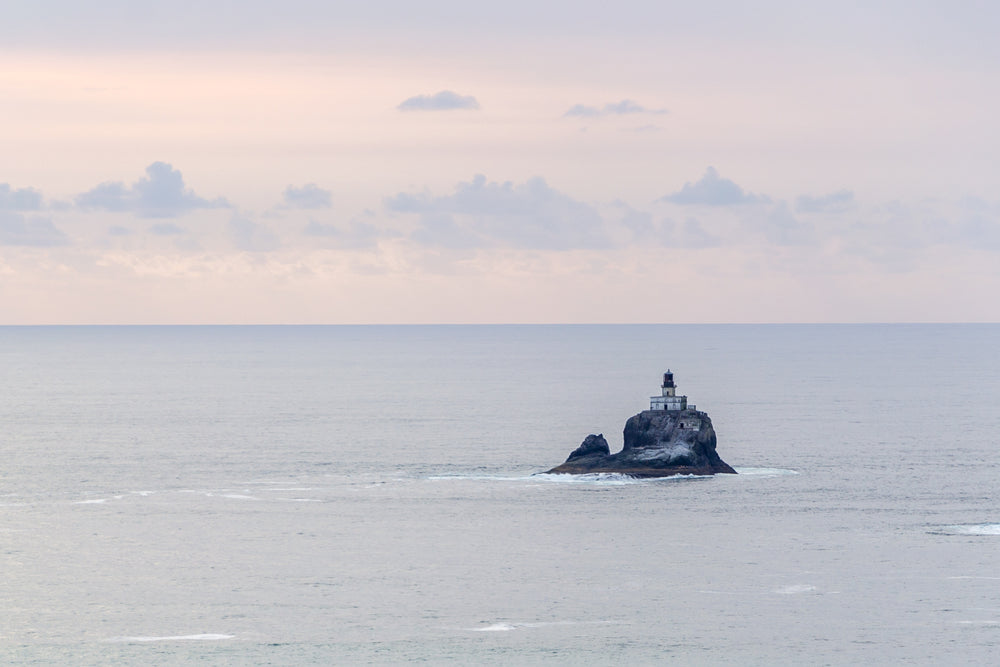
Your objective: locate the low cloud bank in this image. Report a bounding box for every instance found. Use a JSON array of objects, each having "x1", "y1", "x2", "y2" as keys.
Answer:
[
  {"x1": 0, "y1": 211, "x2": 69, "y2": 247},
  {"x1": 387, "y1": 174, "x2": 608, "y2": 250}
]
